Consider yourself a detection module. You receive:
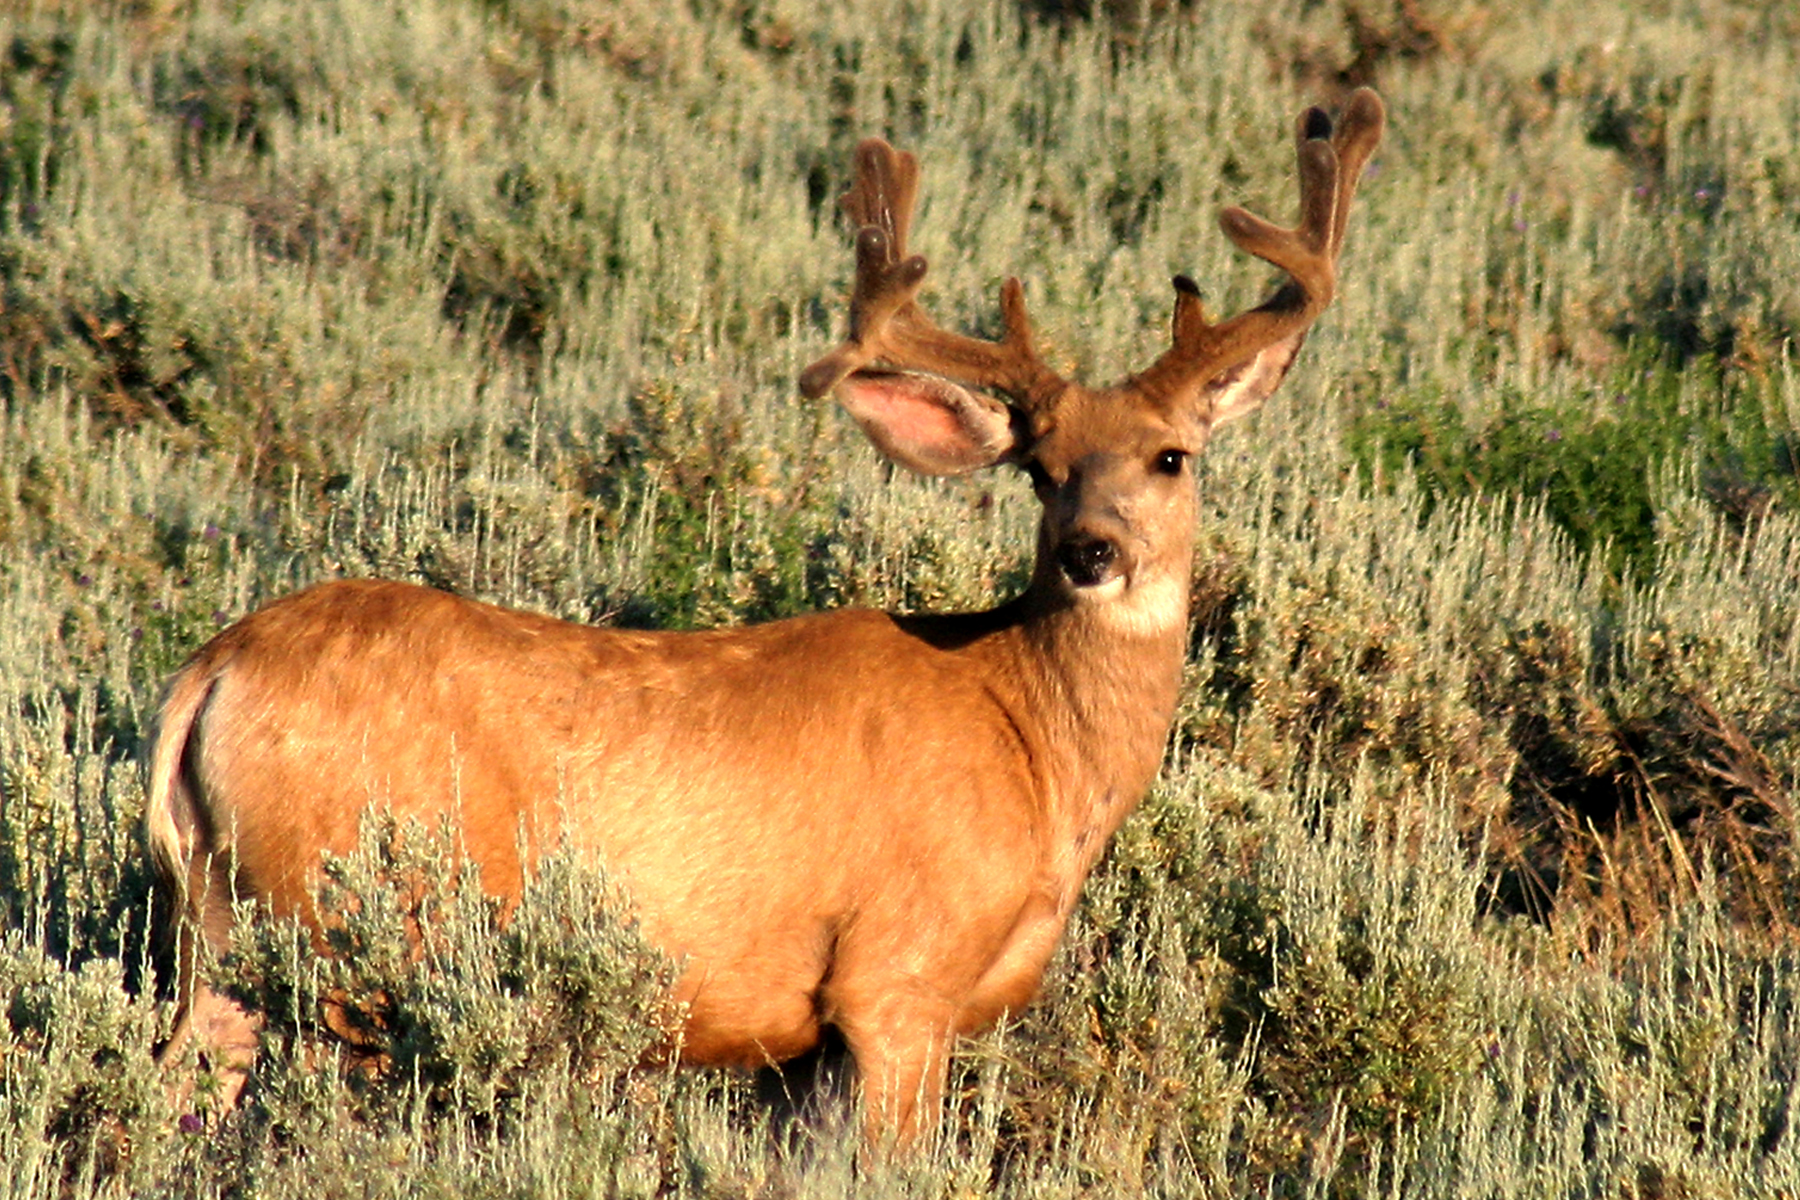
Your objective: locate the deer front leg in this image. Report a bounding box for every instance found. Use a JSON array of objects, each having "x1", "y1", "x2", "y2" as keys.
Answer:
[{"x1": 831, "y1": 983, "x2": 958, "y2": 1149}]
